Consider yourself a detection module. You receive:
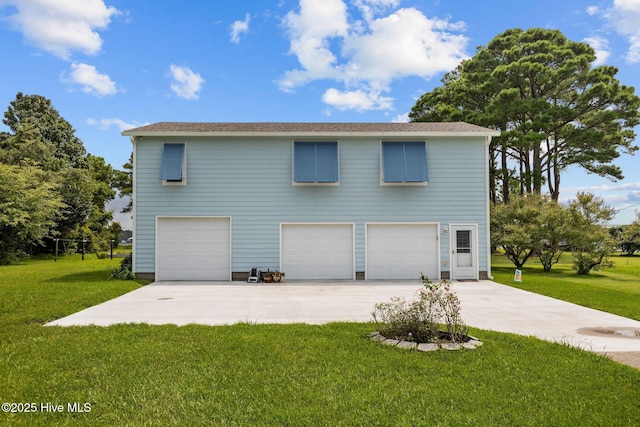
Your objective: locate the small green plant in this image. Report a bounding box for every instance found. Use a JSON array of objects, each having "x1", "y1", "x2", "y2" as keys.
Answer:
[
  {"x1": 420, "y1": 272, "x2": 432, "y2": 286},
  {"x1": 372, "y1": 295, "x2": 439, "y2": 342},
  {"x1": 372, "y1": 274, "x2": 468, "y2": 343},
  {"x1": 430, "y1": 279, "x2": 468, "y2": 342},
  {"x1": 109, "y1": 254, "x2": 135, "y2": 280},
  {"x1": 109, "y1": 266, "x2": 135, "y2": 280}
]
